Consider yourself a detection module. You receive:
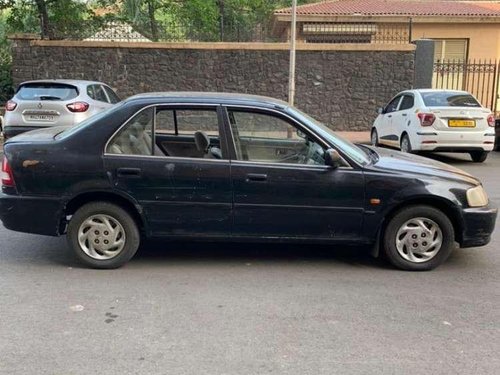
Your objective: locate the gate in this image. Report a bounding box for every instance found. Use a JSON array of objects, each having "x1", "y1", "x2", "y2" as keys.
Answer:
[{"x1": 433, "y1": 59, "x2": 499, "y2": 116}]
